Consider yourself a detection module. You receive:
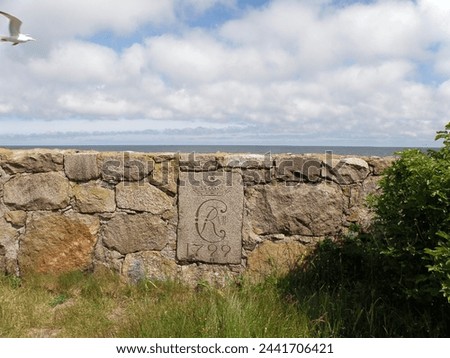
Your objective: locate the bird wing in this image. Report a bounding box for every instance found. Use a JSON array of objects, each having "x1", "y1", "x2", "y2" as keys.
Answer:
[{"x1": 0, "y1": 11, "x2": 22, "y2": 36}]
